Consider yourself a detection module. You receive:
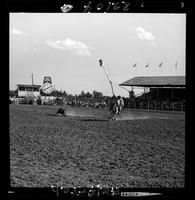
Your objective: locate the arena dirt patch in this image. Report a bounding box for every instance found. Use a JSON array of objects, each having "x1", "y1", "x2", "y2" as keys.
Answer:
[{"x1": 9, "y1": 105, "x2": 185, "y2": 188}]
